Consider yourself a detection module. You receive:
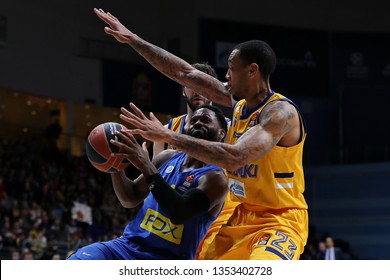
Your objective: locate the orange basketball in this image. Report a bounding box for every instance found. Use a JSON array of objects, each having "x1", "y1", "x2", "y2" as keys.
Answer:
[{"x1": 86, "y1": 122, "x2": 130, "y2": 172}]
